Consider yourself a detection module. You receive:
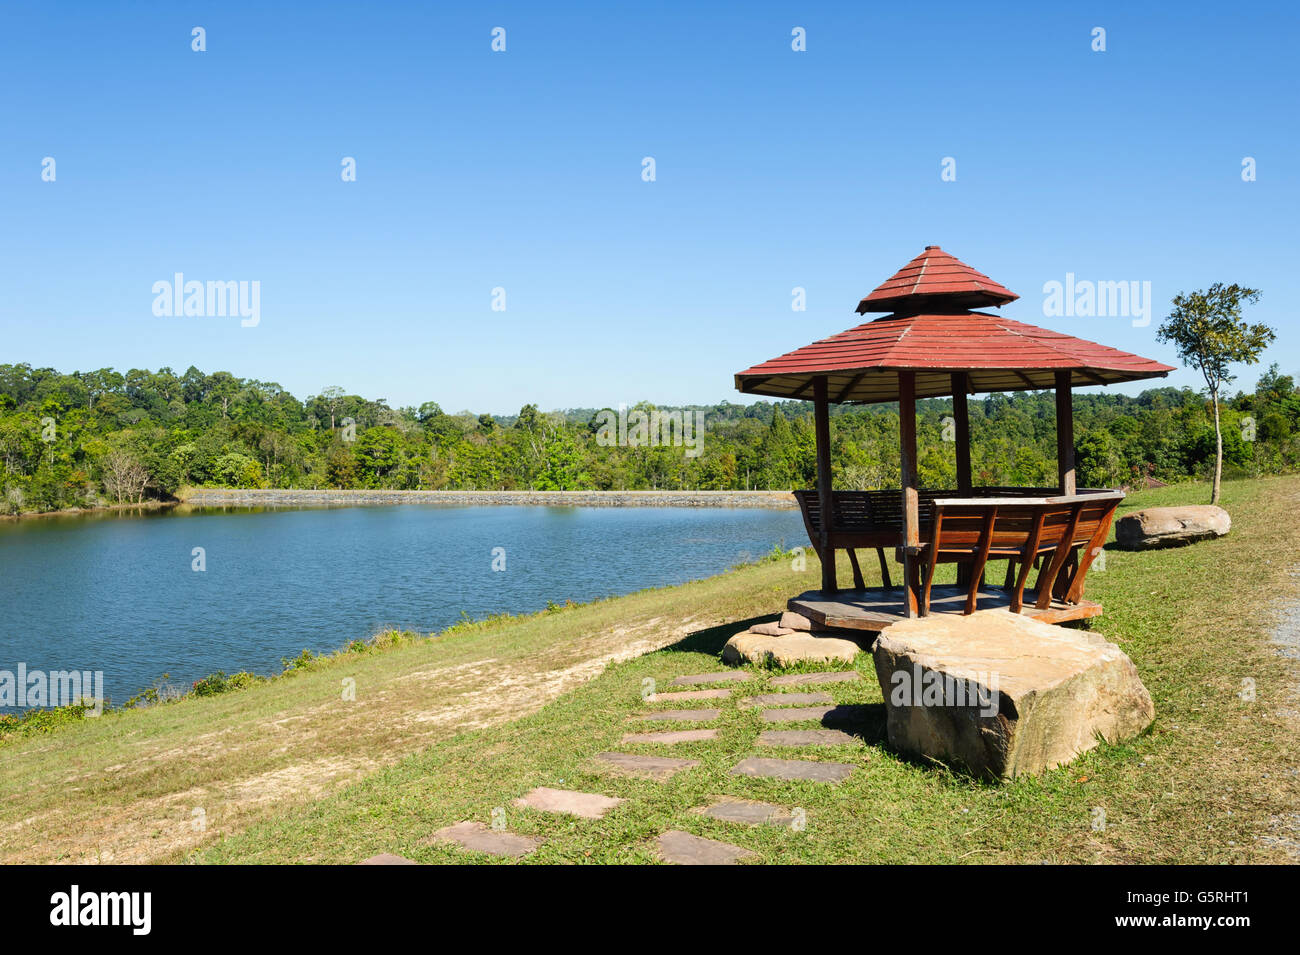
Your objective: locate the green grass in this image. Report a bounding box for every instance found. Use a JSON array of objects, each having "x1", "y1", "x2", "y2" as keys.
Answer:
[{"x1": 200, "y1": 477, "x2": 1300, "y2": 865}]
